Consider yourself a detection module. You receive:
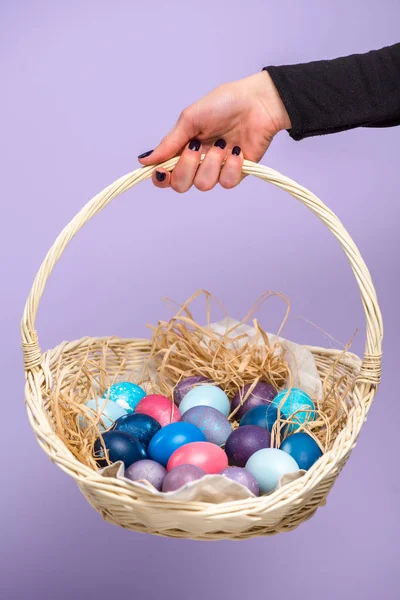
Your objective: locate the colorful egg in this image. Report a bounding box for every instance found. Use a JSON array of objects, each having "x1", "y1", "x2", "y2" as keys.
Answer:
[
  {"x1": 280, "y1": 432, "x2": 323, "y2": 470},
  {"x1": 220, "y1": 466, "x2": 260, "y2": 496},
  {"x1": 135, "y1": 394, "x2": 181, "y2": 427},
  {"x1": 112, "y1": 413, "x2": 161, "y2": 449},
  {"x1": 167, "y1": 441, "x2": 228, "y2": 474},
  {"x1": 239, "y1": 405, "x2": 269, "y2": 429},
  {"x1": 148, "y1": 422, "x2": 206, "y2": 467},
  {"x1": 181, "y1": 405, "x2": 232, "y2": 446},
  {"x1": 179, "y1": 385, "x2": 230, "y2": 417},
  {"x1": 79, "y1": 398, "x2": 127, "y2": 431},
  {"x1": 162, "y1": 464, "x2": 206, "y2": 492},
  {"x1": 245, "y1": 448, "x2": 299, "y2": 494},
  {"x1": 102, "y1": 382, "x2": 146, "y2": 413},
  {"x1": 231, "y1": 382, "x2": 277, "y2": 419},
  {"x1": 173, "y1": 376, "x2": 214, "y2": 406},
  {"x1": 125, "y1": 459, "x2": 167, "y2": 491},
  {"x1": 94, "y1": 430, "x2": 147, "y2": 468},
  {"x1": 267, "y1": 388, "x2": 316, "y2": 433},
  {"x1": 225, "y1": 425, "x2": 271, "y2": 467}
]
